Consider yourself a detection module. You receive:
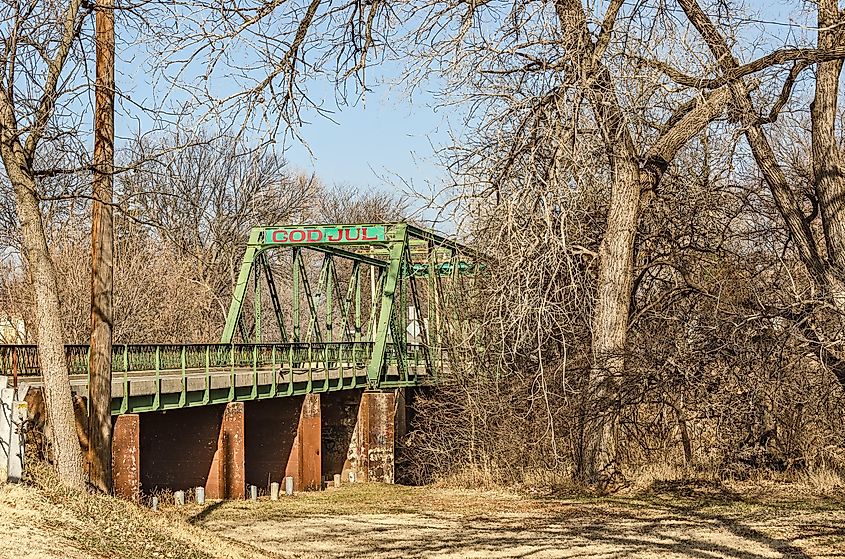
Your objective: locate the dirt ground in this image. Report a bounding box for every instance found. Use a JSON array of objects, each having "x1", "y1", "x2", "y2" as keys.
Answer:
[
  {"x1": 0, "y1": 476, "x2": 275, "y2": 559},
  {"x1": 191, "y1": 481, "x2": 845, "y2": 559}
]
